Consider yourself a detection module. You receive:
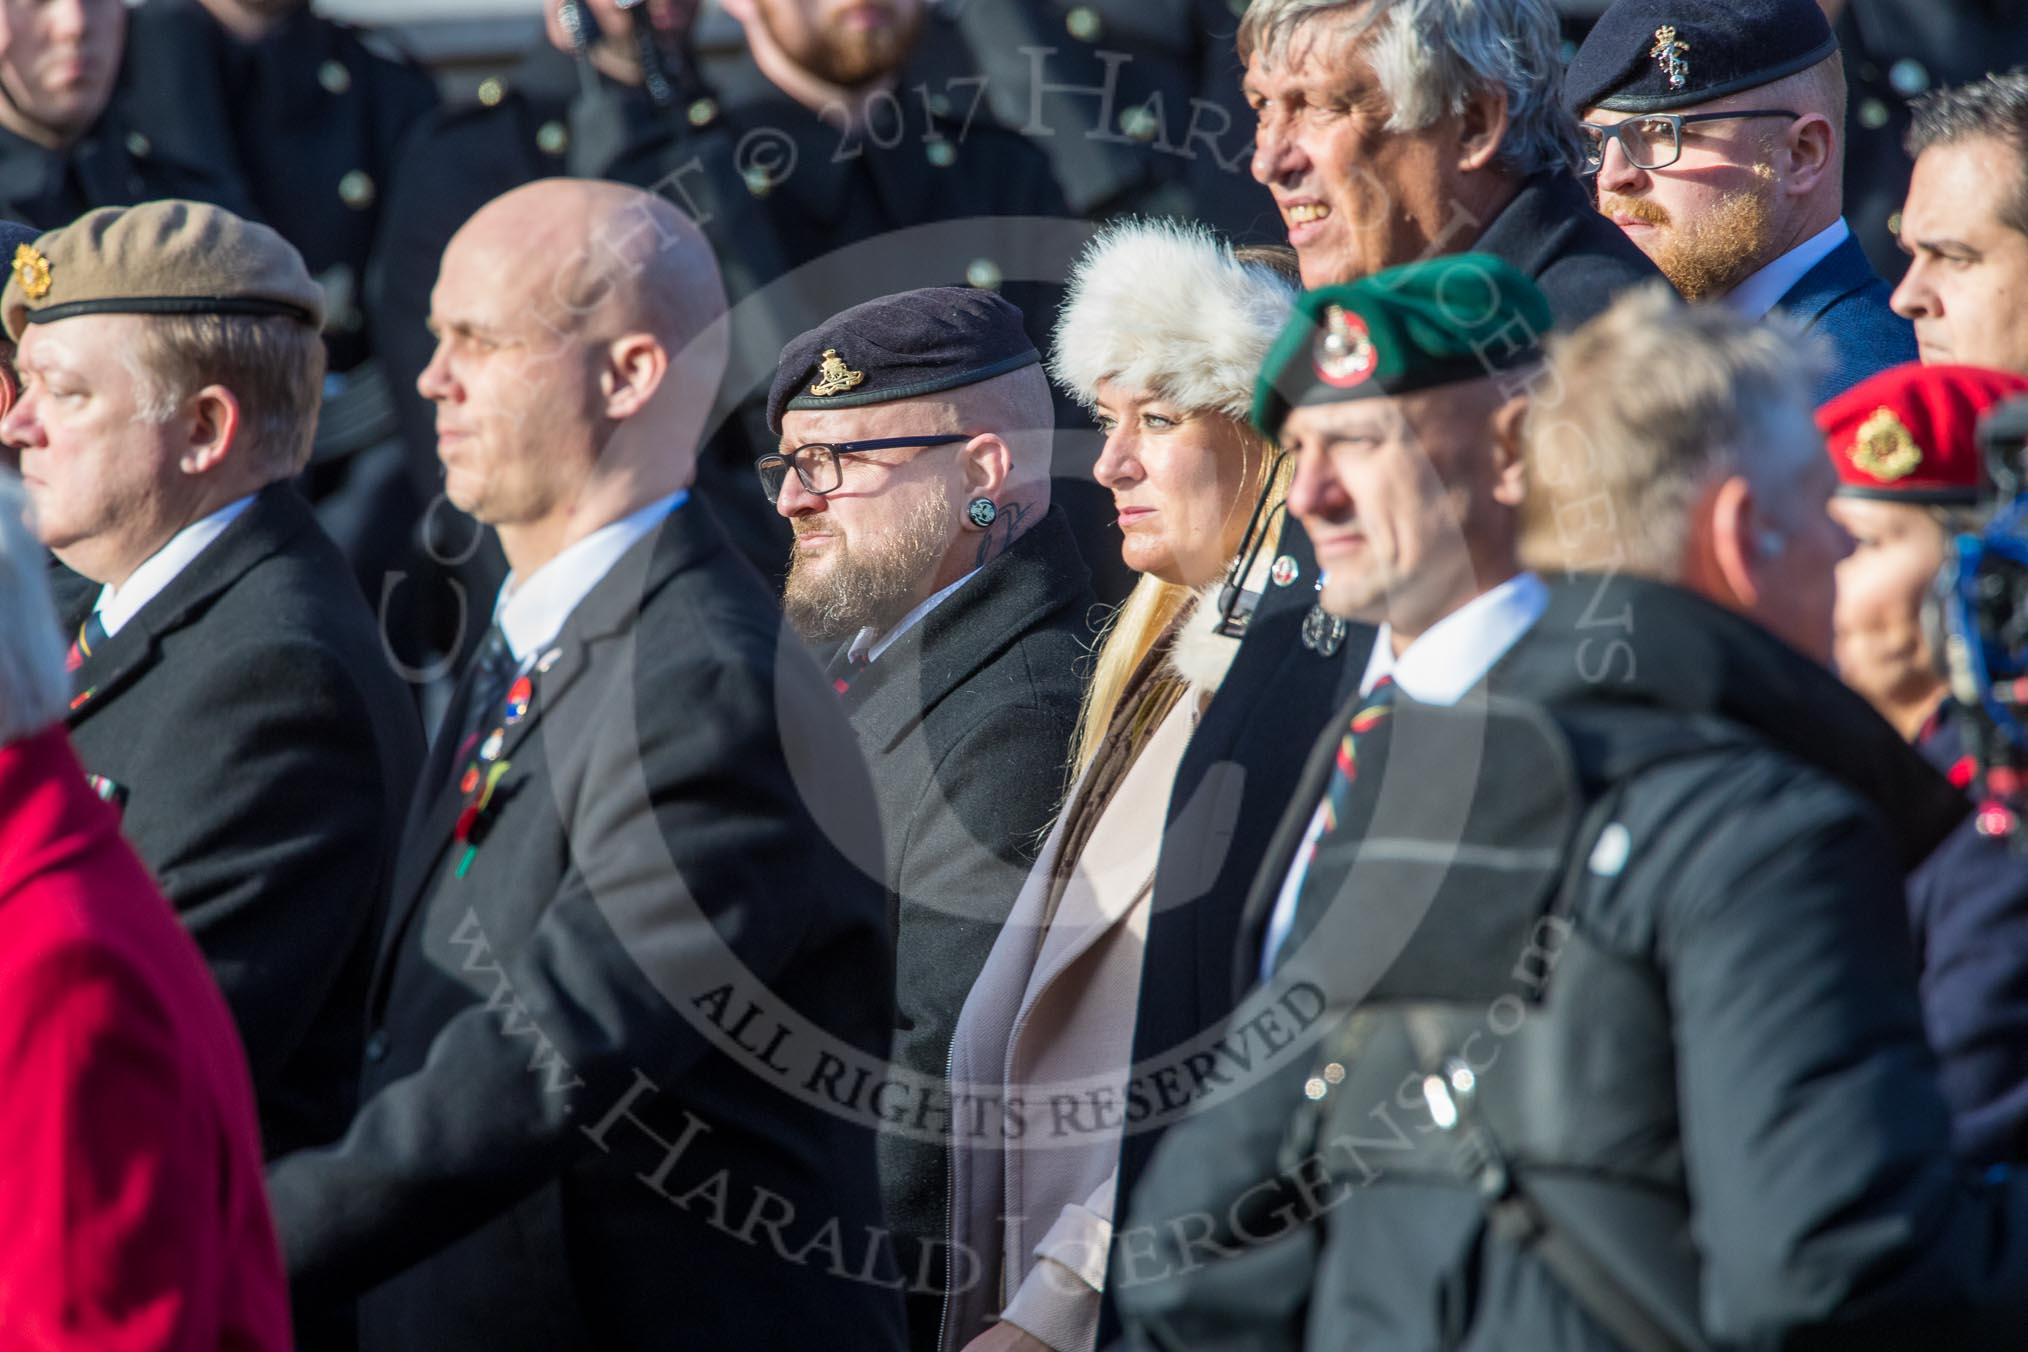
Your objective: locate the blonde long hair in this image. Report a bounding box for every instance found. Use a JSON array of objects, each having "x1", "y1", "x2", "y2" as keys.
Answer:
[
  {"x1": 1048, "y1": 226, "x2": 1301, "y2": 784},
  {"x1": 1069, "y1": 435, "x2": 1293, "y2": 778}
]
